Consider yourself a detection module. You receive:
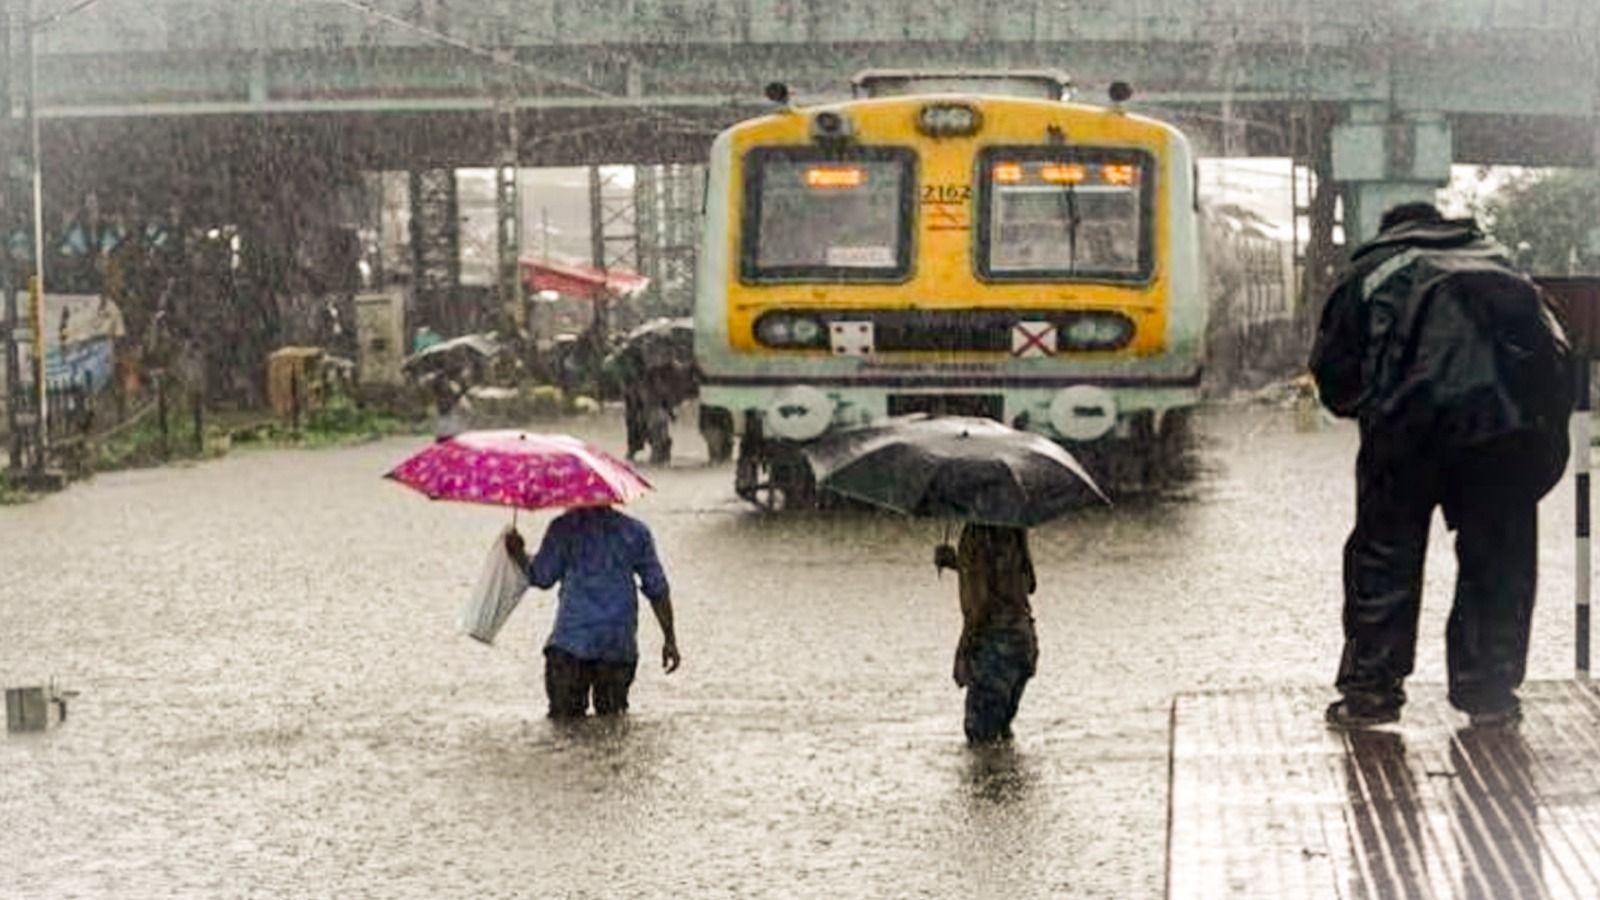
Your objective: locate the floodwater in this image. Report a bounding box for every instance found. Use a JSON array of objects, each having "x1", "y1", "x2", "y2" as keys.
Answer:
[{"x1": 0, "y1": 405, "x2": 1585, "y2": 898}]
